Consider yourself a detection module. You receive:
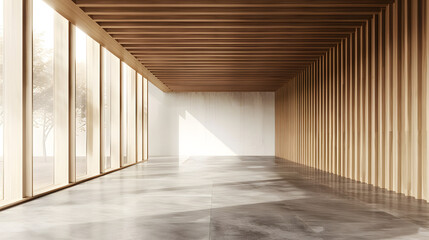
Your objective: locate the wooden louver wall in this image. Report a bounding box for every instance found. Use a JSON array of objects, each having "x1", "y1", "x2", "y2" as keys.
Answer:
[{"x1": 276, "y1": 0, "x2": 429, "y2": 201}]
